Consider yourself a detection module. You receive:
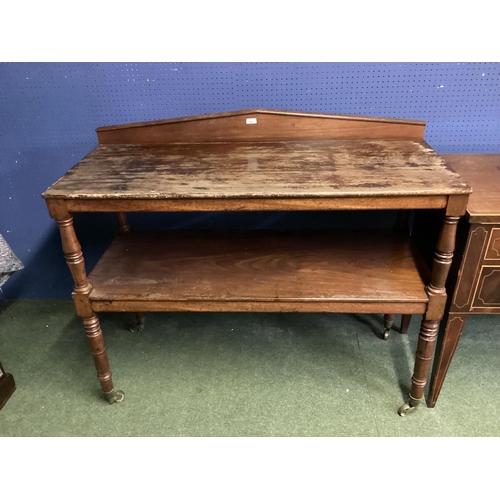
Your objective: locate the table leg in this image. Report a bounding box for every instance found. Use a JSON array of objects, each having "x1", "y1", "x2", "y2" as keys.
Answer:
[
  {"x1": 427, "y1": 313, "x2": 468, "y2": 407},
  {"x1": 116, "y1": 213, "x2": 147, "y2": 333},
  {"x1": 380, "y1": 211, "x2": 411, "y2": 341},
  {"x1": 116, "y1": 212, "x2": 131, "y2": 234},
  {"x1": 398, "y1": 215, "x2": 460, "y2": 416},
  {"x1": 394, "y1": 210, "x2": 411, "y2": 333},
  {"x1": 56, "y1": 213, "x2": 124, "y2": 404},
  {"x1": 382, "y1": 314, "x2": 394, "y2": 340},
  {"x1": 400, "y1": 314, "x2": 412, "y2": 334},
  {"x1": 130, "y1": 312, "x2": 146, "y2": 332}
]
